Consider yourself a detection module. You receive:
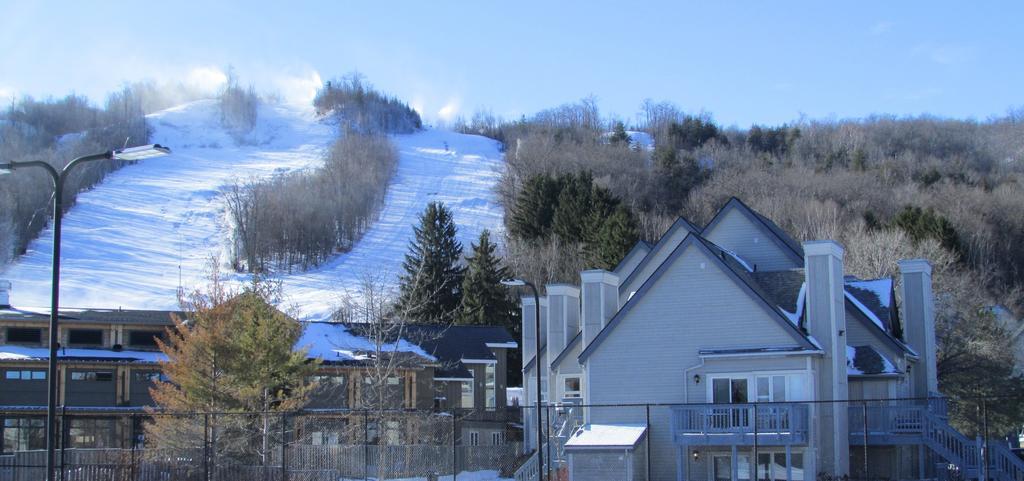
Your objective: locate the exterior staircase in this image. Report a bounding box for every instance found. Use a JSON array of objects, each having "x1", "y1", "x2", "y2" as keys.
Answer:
[{"x1": 923, "y1": 411, "x2": 1024, "y2": 481}]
